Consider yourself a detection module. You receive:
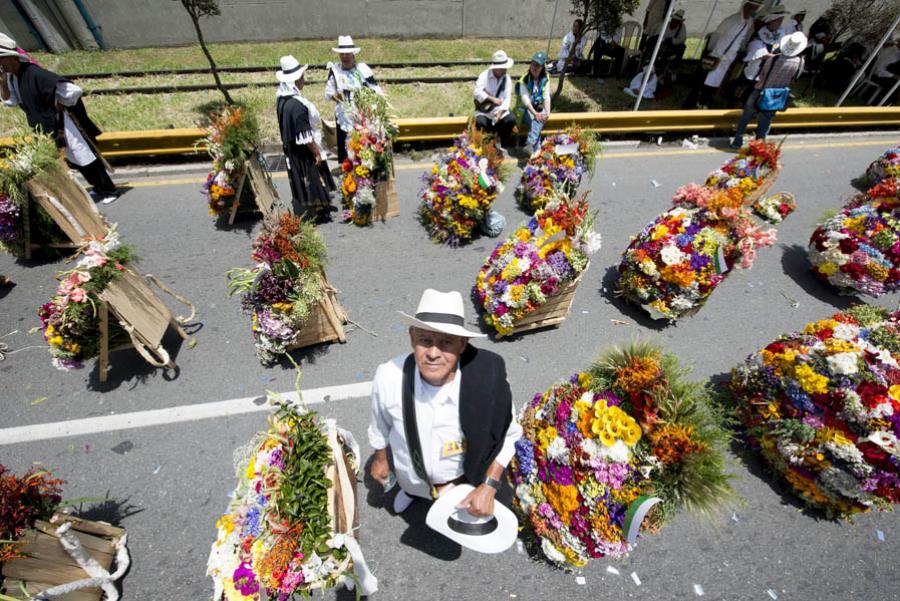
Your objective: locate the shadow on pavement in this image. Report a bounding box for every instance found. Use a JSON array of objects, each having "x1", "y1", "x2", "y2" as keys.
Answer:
[
  {"x1": 779, "y1": 244, "x2": 856, "y2": 312},
  {"x1": 600, "y1": 264, "x2": 670, "y2": 331},
  {"x1": 88, "y1": 326, "x2": 187, "y2": 391}
]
